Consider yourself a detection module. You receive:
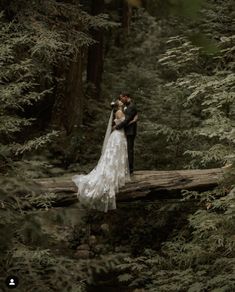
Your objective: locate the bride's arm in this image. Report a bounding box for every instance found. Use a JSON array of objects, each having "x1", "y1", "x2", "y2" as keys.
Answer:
[{"x1": 128, "y1": 114, "x2": 138, "y2": 125}]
